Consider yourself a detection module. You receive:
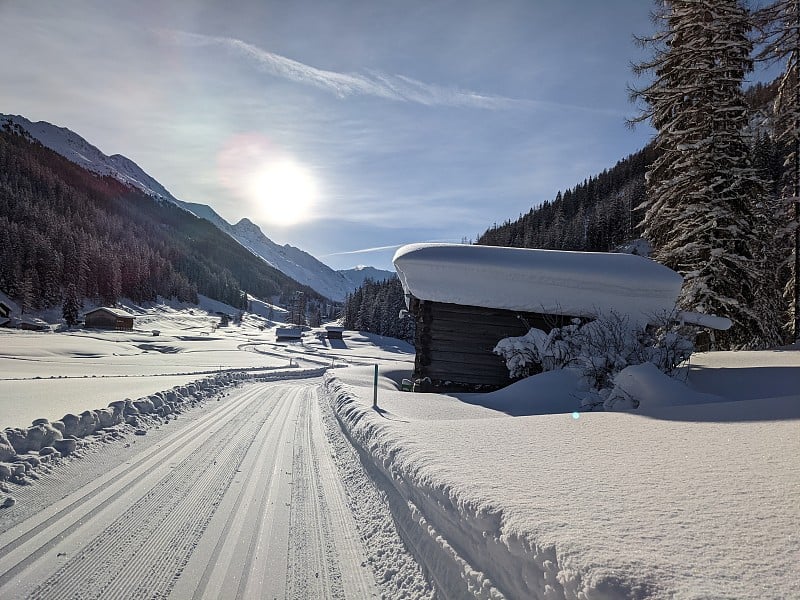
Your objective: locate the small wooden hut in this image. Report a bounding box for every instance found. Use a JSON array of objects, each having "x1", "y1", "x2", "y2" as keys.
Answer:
[
  {"x1": 325, "y1": 325, "x2": 345, "y2": 340},
  {"x1": 84, "y1": 307, "x2": 135, "y2": 331},
  {"x1": 275, "y1": 327, "x2": 303, "y2": 341},
  {"x1": 393, "y1": 243, "x2": 684, "y2": 390}
]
